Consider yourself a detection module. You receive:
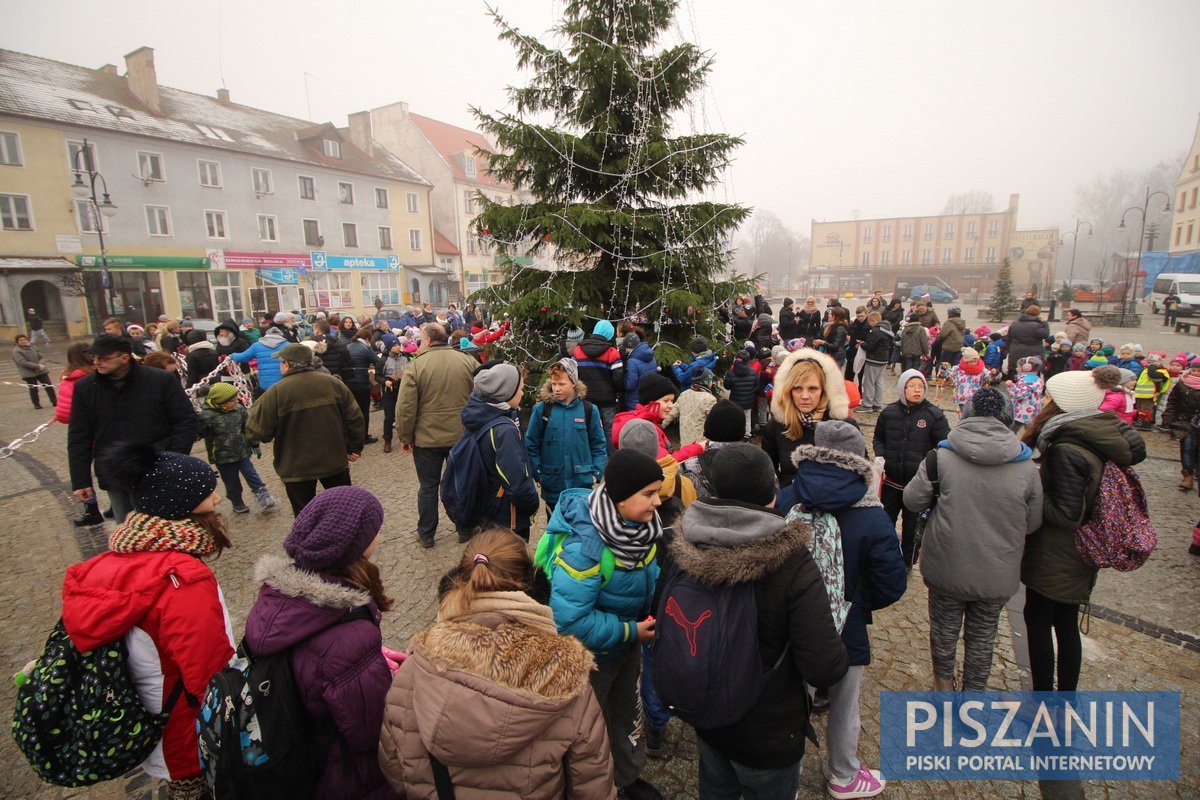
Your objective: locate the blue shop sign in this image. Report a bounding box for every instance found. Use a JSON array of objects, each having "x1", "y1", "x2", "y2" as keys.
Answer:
[
  {"x1": 309, "y1": 252, "x2": 400, "y2": 272},
  {"x1": 258, "y1": 267, "x2": 298, "y2": 285}
]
